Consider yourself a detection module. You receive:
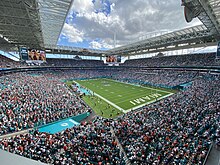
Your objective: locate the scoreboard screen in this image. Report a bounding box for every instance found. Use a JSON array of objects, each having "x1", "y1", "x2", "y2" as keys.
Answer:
[
  {"x1": 106, "y1": 55, "x2": 121, "y2": 63},
  {"x1": 106, "y1": 55, "x2": 117, "y2": 63},
  {"x1": 28, "y1": 49, "x2": 46, "y2": 61},
  {"x1": 20, "y1": 48, "x2": 46, "y2": 61}
]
